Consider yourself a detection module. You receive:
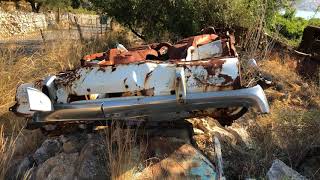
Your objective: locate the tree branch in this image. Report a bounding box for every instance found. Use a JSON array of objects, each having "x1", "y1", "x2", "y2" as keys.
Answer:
[{"x1": 128, "y1": 25, "x2": 145, "y2": 41}]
